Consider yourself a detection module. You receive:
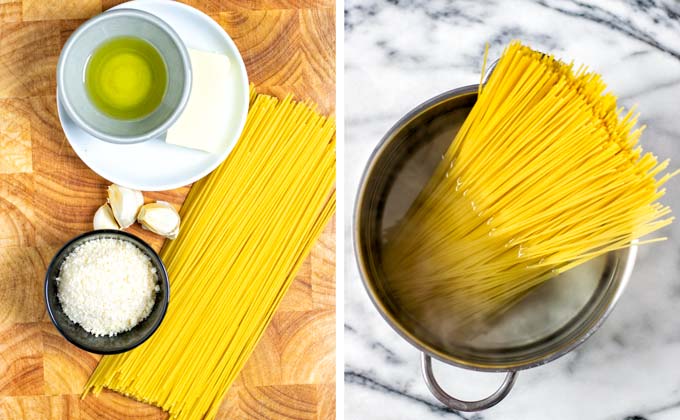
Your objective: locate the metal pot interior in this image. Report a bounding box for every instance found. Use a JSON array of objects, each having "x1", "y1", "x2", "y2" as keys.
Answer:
[{"x1": 355, "y1": 85, "x2": 635, "y2": 371}]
